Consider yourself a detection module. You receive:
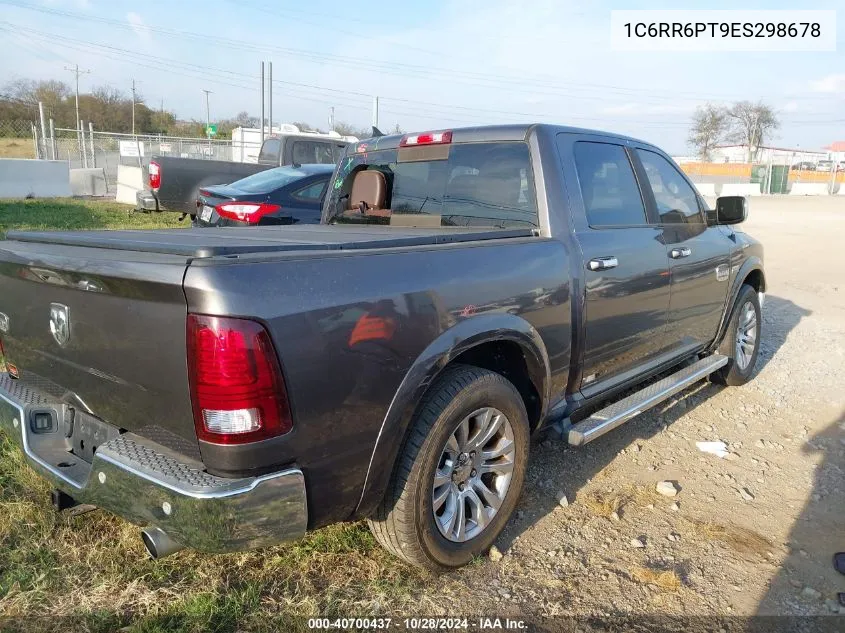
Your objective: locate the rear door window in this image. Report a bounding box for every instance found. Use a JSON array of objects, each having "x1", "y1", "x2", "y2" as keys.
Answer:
[
  {"x1": 574, "y1": 142, "x2": 647, "y2": 227},
  {"x1": 636, "y1": 149, "x2": 704, "y2": 224},
  {"x1": 292, "y1": 179, "x2": 328, "y2": 201}
]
